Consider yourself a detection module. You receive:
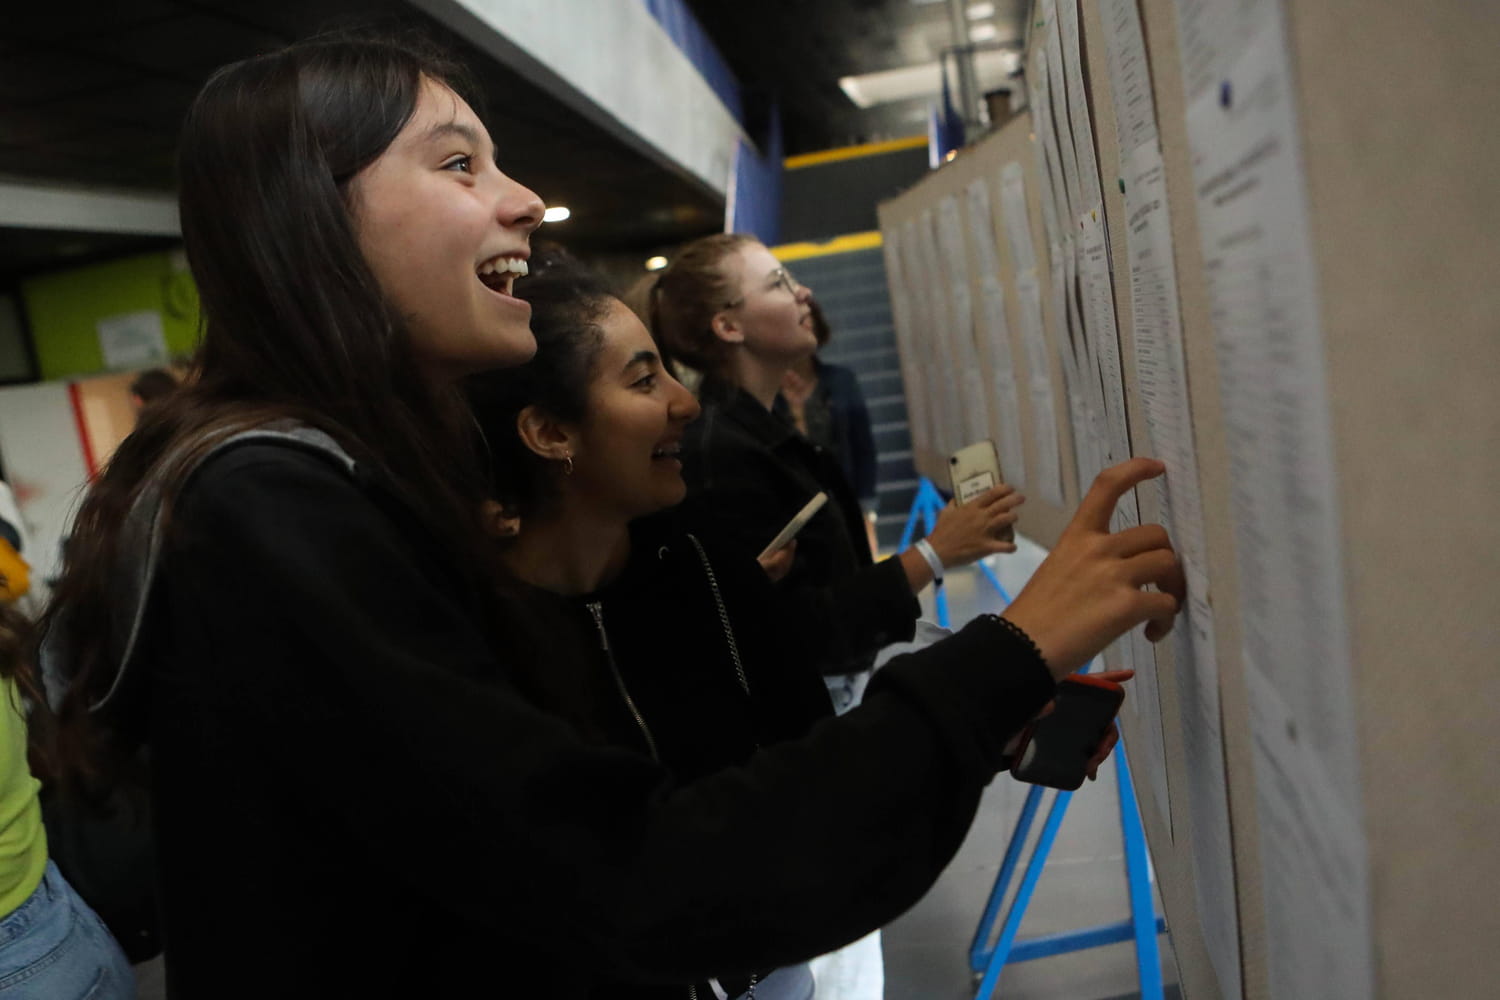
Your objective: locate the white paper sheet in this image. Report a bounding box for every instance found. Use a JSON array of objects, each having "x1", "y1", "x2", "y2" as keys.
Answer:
[
  {"x1": 1055, "y1": 0, "x2": 1134, "y2": 473},
  {"x1": 998, "y1": 163, "x2": 1038, "y2": 275},
  {"x1": 1103, "y1": 0, "x2": 1160, "y2": 153},
  {"x1": 935, "y1": 194, "x2": 970, "y2": 282},
  {"x1": 899, "y1": 219, "x2": 947, "y2": 457},
  {"x1": 1100, "y1": 3, "x2": 1245, "y2": 988},
  {"x1": 97, "y1": 310, "x2": 168, "y2": 370},
  {"x1": 978, "y1": 277, "x2": 1027, "y2": 490},
  {"x1": 1110, "y1": 491, "x2": 1172, "y2": 838},
  {"x1": 1015, "y1": 270, "x2": 1065, "y2": 506},
  {"x1": 1173, "y1": 0, "x2": 1244, "y2": 104},
  {"x1": 883, "y1": 227, "x2": 934, "y2": 460},
  {"x1": 1027, "y1": 43, "x2": 1071, "y2": 276},
  {"x1": 950, "y1": 283, "x2": 991, "y2": 446},
  {"x1": 1061, "y1": 358, "x2": 1093, "y2": 505},
  {"x1": 938, "y1": 196, "x2": 991, "y2": 446},
  {"x1": 1055, "y1": 246, "x2": 1094, "y2": 486},
  {"x1": 1042, "y1": 7, "x2": 1084, "y2": 224},
  {"x1": 964, "y1": 179, "x2": 1003, "y2": 279},
  {"x1": 1120, "y1": 141, "x2": 1244, "y2": 1000},
  {"x1": 1028, "y1": 376, "x2": 1065, "y2": 510},
  {"x1": 1078, "y1": 210, "x2": 1132, "y2": 467},
  {"x1": 1057, "y1": 0, "x2": 1104, "y2": 212},
  {"x1": 916, "y1": 210, "x2": 964, "y2": 453},
  {"x1": 1175, "y1": 2, "x2": 1373, "y2": 995}
]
